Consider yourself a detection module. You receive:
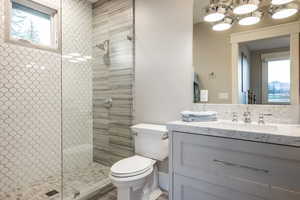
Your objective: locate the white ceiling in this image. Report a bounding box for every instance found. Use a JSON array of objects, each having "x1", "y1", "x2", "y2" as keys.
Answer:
[
  {"x1": 194, "y1": 0, "x2": 210, "y2": 24},
  {"x1": 244, "y1": 36, "x2": 290, "y2": 51}
]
